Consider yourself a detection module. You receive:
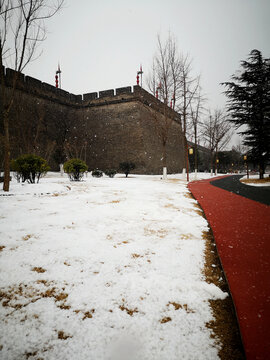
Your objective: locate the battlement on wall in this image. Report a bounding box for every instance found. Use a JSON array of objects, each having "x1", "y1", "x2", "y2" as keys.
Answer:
[
  {"x1": 3, "y1": 67, "x2": 83, "y2": 104},
  {"x1": 3, "y1": 67, "x2": 138, "y2": 104},
  {"x1": 2, "y1": 67, "x2": 181, "y2": 122}
]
